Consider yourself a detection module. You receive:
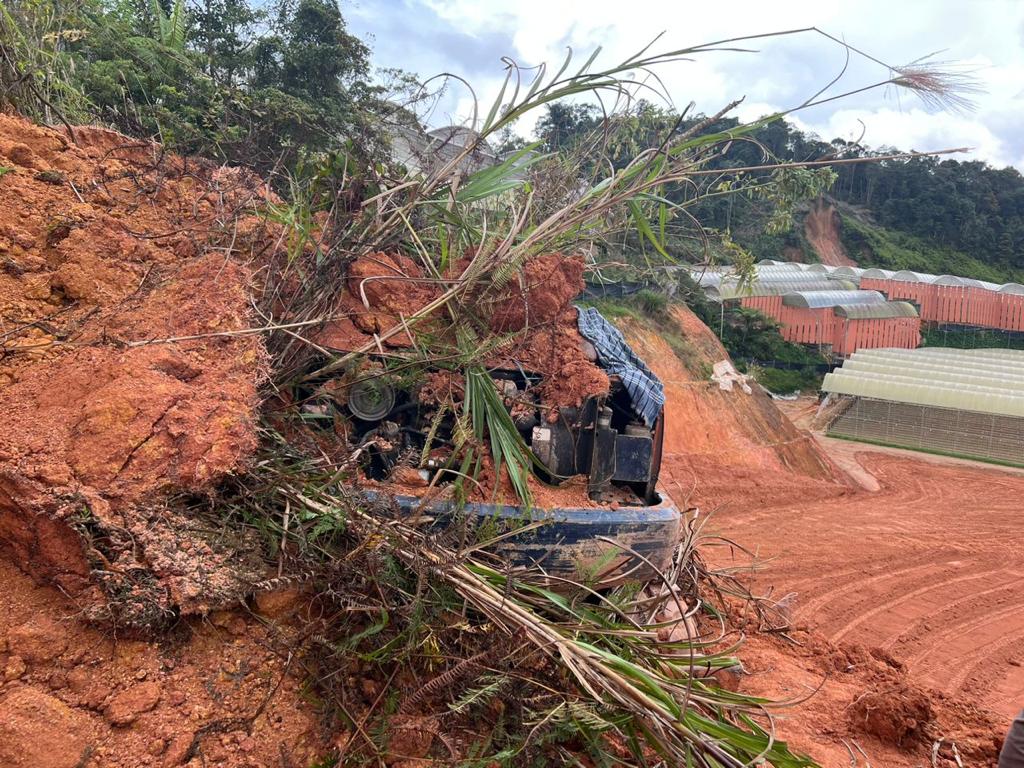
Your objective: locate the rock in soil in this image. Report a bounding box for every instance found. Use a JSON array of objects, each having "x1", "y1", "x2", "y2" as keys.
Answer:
[
  {"x1": 0, "y1": 686, "x2": 95, "y2": 768},
  {"x1": 105, "y1": 681, "x2": 162, "y2": 726}
]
